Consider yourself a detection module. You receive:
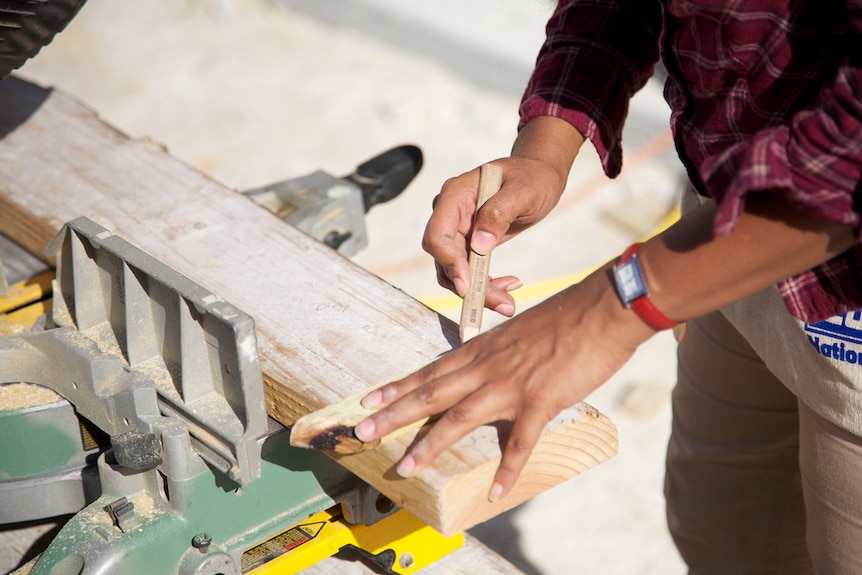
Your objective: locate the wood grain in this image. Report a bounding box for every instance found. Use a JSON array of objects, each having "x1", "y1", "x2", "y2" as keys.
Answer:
[{"x1": 0, "y1": 76, "x2": 617, "y2": 536}]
